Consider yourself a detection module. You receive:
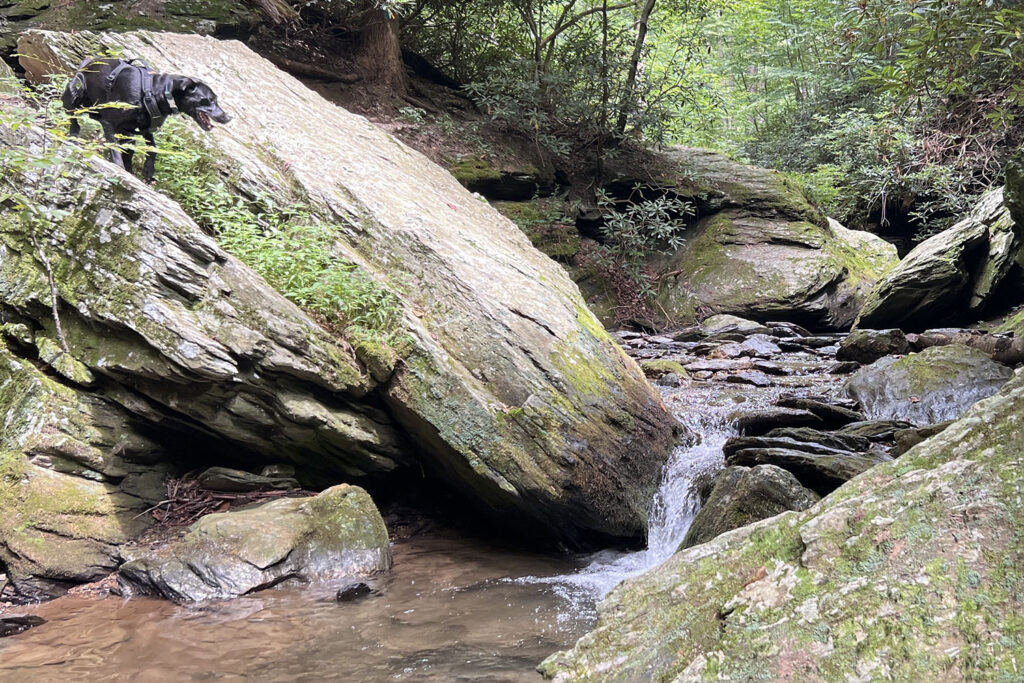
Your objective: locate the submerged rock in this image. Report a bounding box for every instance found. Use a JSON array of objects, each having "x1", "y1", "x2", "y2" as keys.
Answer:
[
  {"x1": 540, "y1": 368, "x2": 1024, "y2": 681},
  {"x1": 14, "y1": 30, "x2": 677, "y2": 547},
  {"x1": 118, "y1": 485, "x2": 390, "y2": 602},
  {"x1": 335, "y1": 580, "x2": 374, "y2": 603},
  {"x1": 680, "y1": 465, "x2": 819, "y2": 550},
  {"x1": 0, "y1": 615, "x2": 45, "y2": 638},
  {"x1": 844, "y1": 344, "x2": 1013, "y2": 425}
]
